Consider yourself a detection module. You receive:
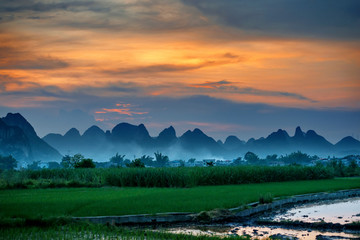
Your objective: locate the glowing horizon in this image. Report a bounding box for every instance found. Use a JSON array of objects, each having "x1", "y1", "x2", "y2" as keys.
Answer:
[{"x1": 0, "y1": 0, "x2": 359, "y2": 142}]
